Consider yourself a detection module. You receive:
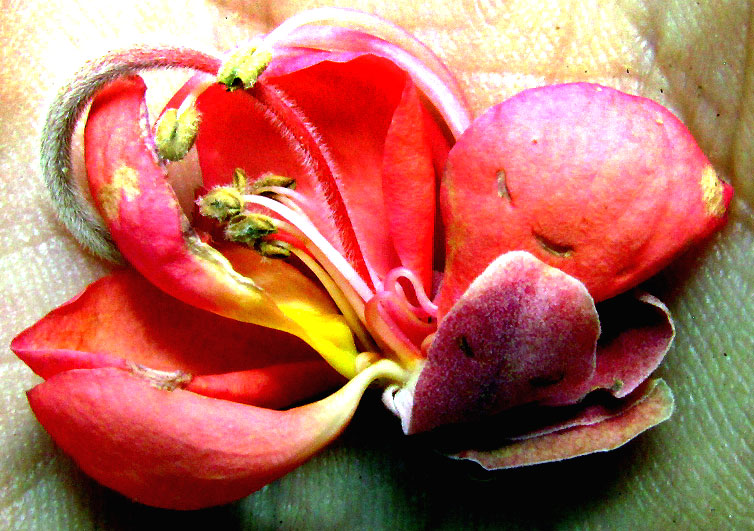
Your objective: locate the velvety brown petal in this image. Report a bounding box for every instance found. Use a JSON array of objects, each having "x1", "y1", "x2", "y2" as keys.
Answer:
[
  {"x1": 451, "y1": 378, "x2": 674, "y2": 468},
  {"x1": 407, "y1": 251, "x2": 599, "y2": 434}
]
